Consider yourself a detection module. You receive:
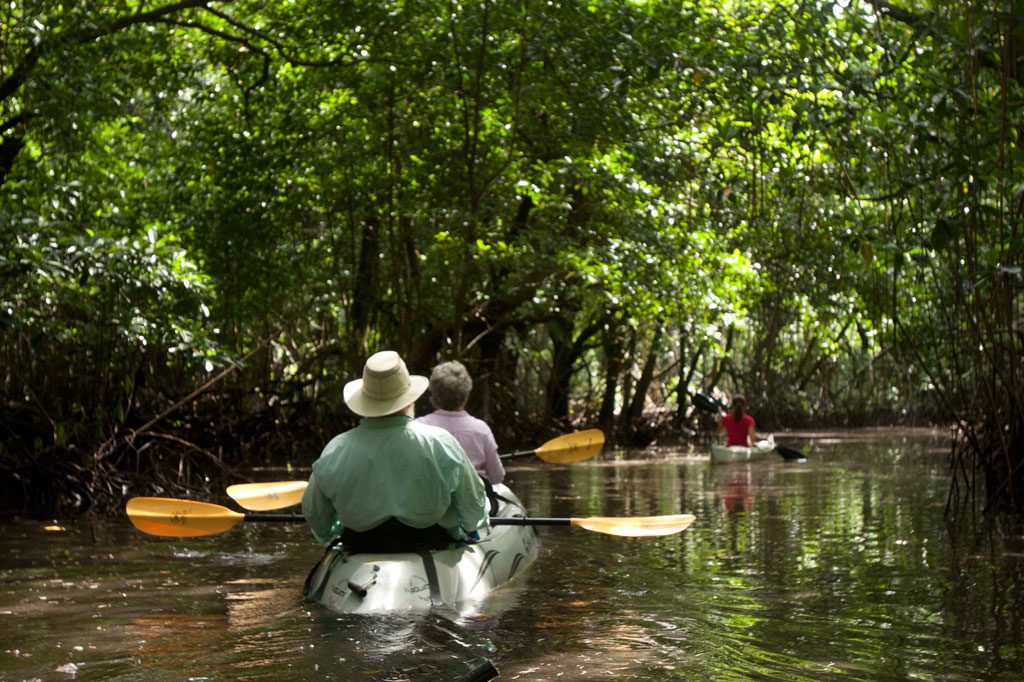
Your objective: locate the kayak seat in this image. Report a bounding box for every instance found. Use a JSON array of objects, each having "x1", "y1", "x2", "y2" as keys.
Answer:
[{"x1": 340, "y1": 517, "x2": 453, "y2": 553}]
